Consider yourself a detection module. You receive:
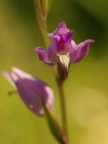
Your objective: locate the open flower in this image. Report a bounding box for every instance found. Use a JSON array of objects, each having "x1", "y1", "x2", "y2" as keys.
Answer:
[
  {"x1": 34, "y1": 22, "x2": 94, "y2": 77},
  {"x1": 2, "y1": 67, "x2": 54, "y2": 116}
]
